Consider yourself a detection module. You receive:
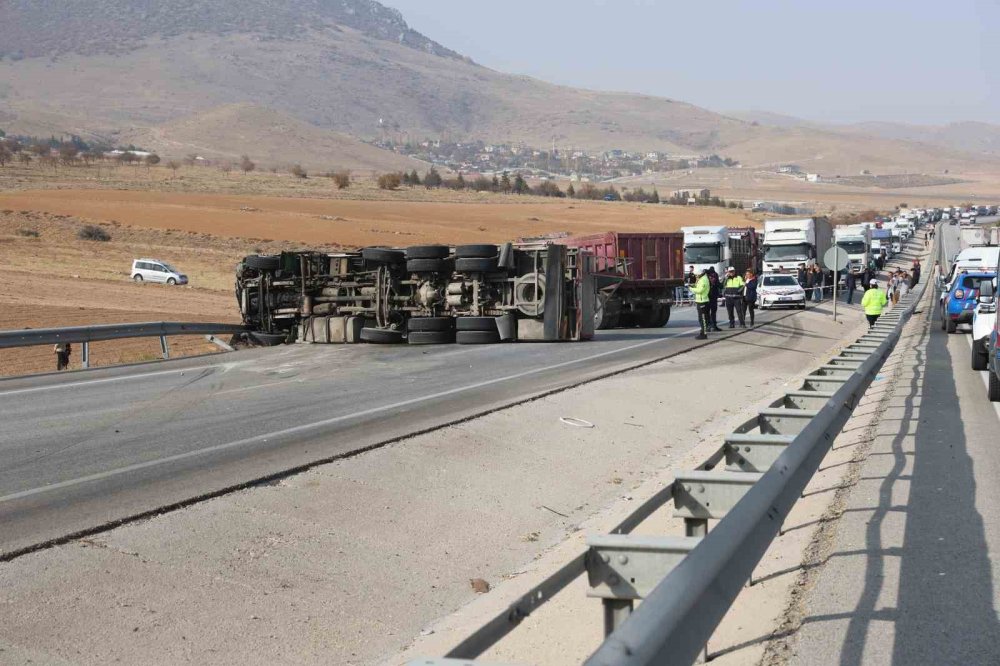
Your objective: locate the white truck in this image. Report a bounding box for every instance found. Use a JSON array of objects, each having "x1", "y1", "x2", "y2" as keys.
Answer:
[
  {"x1": 960, "y1": 224, "x2": 1000, "y2": 249},
  {"x1": 762, "y1": 217, "x2": 833, "y2": 273},
  {"x1": 681, "y1": 226, "x2": 755, "y2": 276},
  {"x1": 833, "y1": 225, "x2": 872, "y2": 274}
]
